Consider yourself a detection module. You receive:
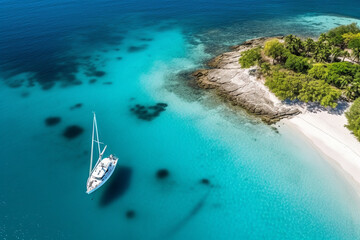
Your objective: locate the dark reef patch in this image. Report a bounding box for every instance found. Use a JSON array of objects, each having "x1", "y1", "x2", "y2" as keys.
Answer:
[
  {"x1": 99, "y1": 166, "x2": 132, "y2": 207},
  {"x1": 63, "y1": 125, "x2": 84, "y2": 139},
  {"x1": 70, "y1": 103, "x2": 83, "y2": 110},
  {"x1": 200, "y1": 178, "x2": 210, "y2": 185},
  {"x1": 21, "y1": 92, "x2": 30, "y2": 98},
  {"x1": 89, "y1": 79, "x2": 97, "y2": 84},
  {"x1": 103, "y1": 82, "x2": 112, "y2": 85},
  {"x1": 125, "y1": 210, "x2": 136, "y2": 219},
  {"x1": 140, "y1": 38, "x2": 153, "y2": 42},
  {"x1": 127, "y1": 44, "x2": 148, "y2": 53},
  {"x1": 45, "y1": 117, "x2": 61, "y2": 126},
  {"x1": 6, "y1": 78, "x2": 24, "y2": 88},
  {"x1": 156, "y1": 169, "x2": 170, "y2": 179},
  {"x1": 116, "y1": 57, "x2": 123, "y2": 60},
  {"x1": 130, "y1": 102, "x2": 168, "y2": 121}
]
